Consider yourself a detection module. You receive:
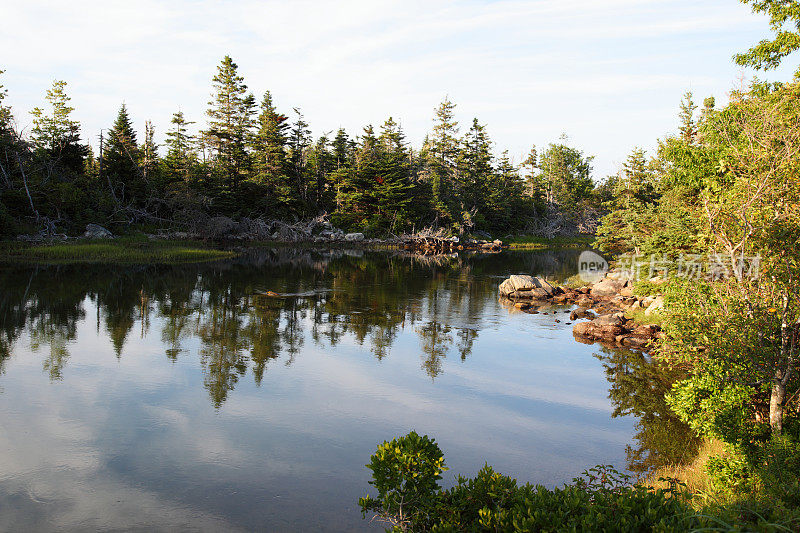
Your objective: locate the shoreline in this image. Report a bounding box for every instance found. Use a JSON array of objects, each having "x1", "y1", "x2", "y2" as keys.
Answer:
[{"x1": 0, "y1": 234, "x2": 592, "y2": 265}]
